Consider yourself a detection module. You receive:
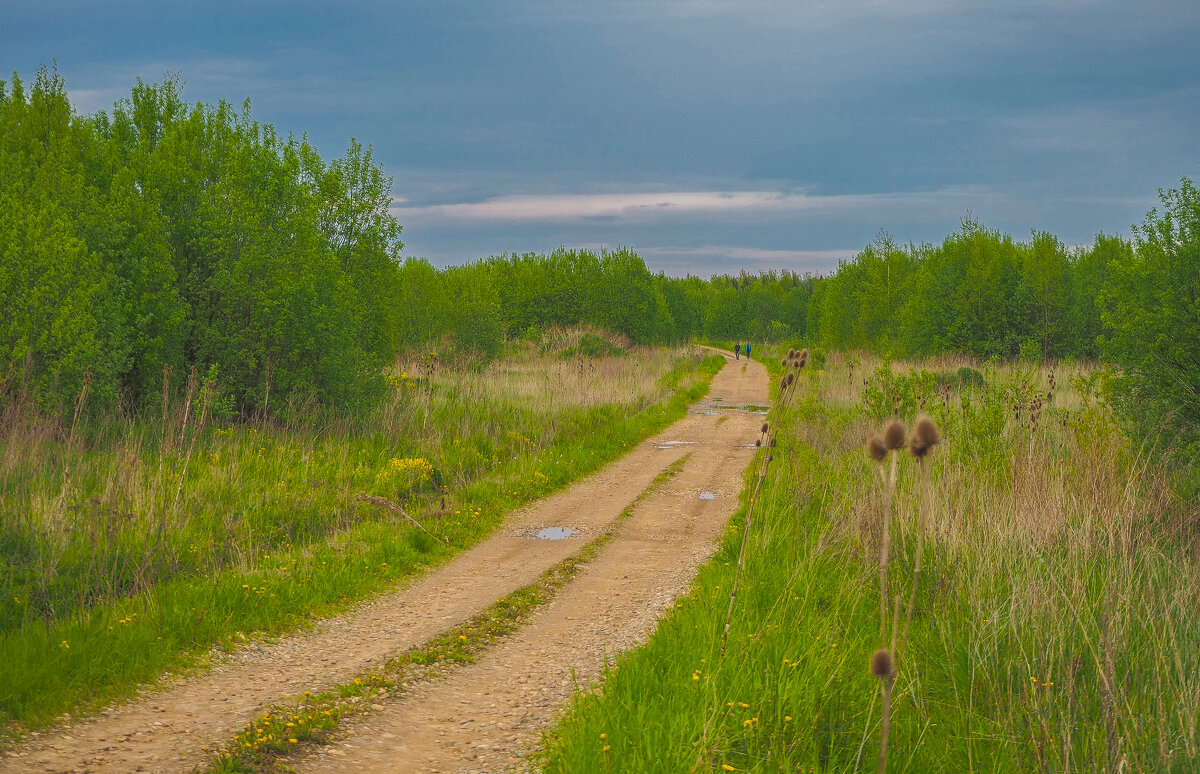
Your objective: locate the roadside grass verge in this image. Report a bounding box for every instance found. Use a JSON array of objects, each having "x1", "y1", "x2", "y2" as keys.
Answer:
[
  {"x1": 199, "y1": 455, "x2": 691, "y2": 774},
  {"x1": 541, "y1": 350, "x2": 1200, "y2": 773},
  {"x1": 0, "y1": 347, "x2": 723, "y2": 742}
]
